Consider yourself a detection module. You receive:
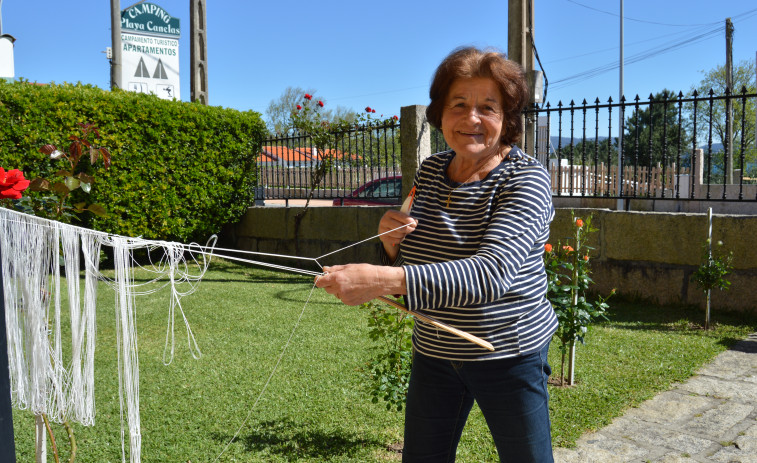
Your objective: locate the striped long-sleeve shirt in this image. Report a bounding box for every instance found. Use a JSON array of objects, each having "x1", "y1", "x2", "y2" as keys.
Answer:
[{"x1": 396, "y1": 147, "x2": 557, "y2": 361}]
